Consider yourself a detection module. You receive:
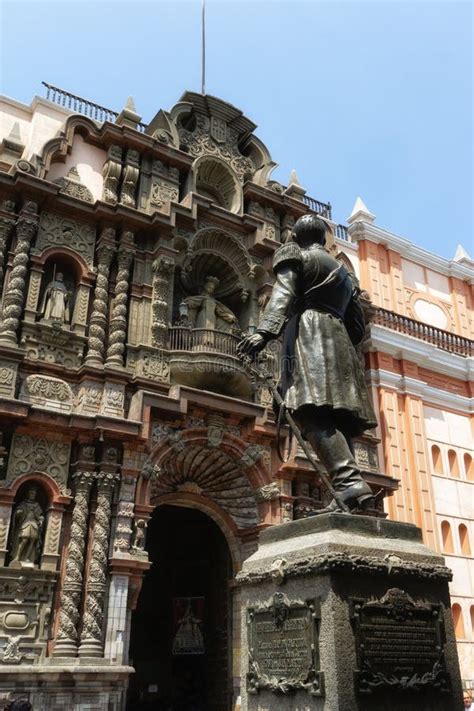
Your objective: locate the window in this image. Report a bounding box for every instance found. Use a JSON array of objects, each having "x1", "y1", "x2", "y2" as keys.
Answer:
[
  {"x1": 441, "y1": 521, "x2": 454, "y2": 553},
  {"x1": 459, "y1": 524, "x2": 471, "y2": 556},
  {"x1": 431, "y1": 445, "x2": 443, "y2": 474},
  {"x1": 452, "y1": 603, "x2": 465, "y2": 639},
  {"x1": 464, "y1": 453, "x2": 474, "y2": 481},
  {"x1": 448, "y1": 450, "x2": 459, "y2": 478},
  {"x1": 470, "y1": 606, "x2": 474, "y2": 636}
]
